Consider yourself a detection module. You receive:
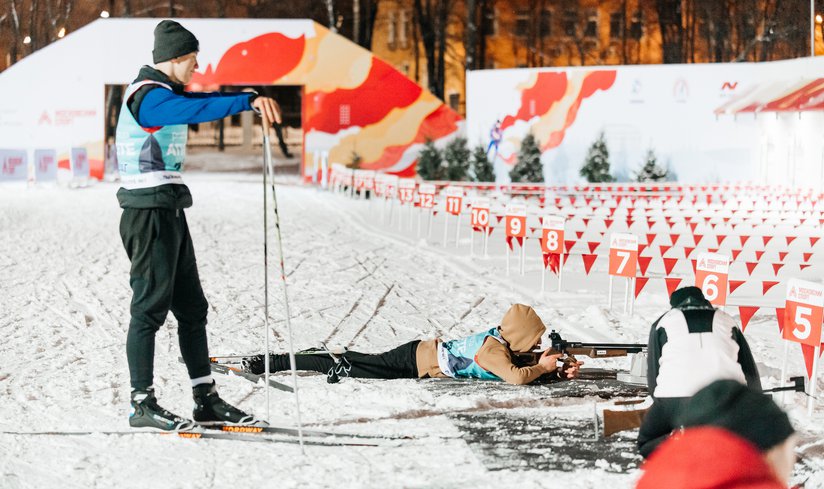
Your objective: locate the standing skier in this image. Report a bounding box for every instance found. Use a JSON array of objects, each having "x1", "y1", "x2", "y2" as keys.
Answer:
[
  {"x1": 636, "y1": 286, "x2": 761, "y2": 457},
  {"x1": 242, "y1": 304, "x2": 583, "y2": 385},
  {"x1": 116, "y1": 20, "x2": 281, "y2": 430}
]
